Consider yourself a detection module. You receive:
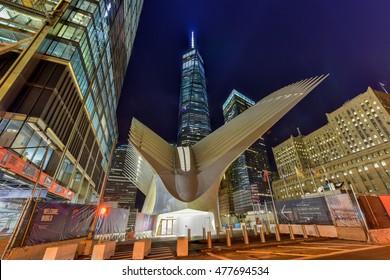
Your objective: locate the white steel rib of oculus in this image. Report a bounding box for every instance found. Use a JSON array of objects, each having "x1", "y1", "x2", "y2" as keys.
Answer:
[{"x1": 129, "y1": 74, "x2": 329, "y2": 202}]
